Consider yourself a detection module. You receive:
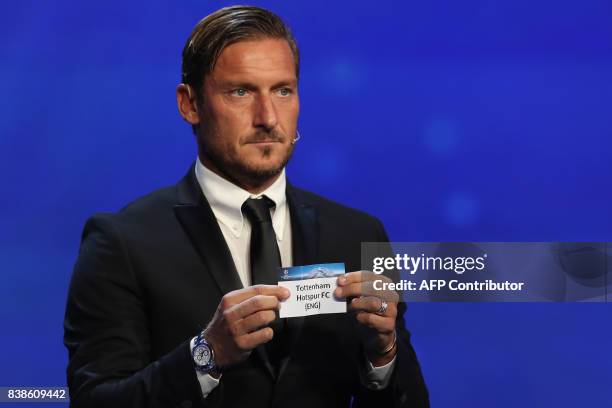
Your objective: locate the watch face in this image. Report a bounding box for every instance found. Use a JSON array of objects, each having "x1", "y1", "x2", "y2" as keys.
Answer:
[{"x1": 194, "y1": 344, "x2": 212, "y2": 366}]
